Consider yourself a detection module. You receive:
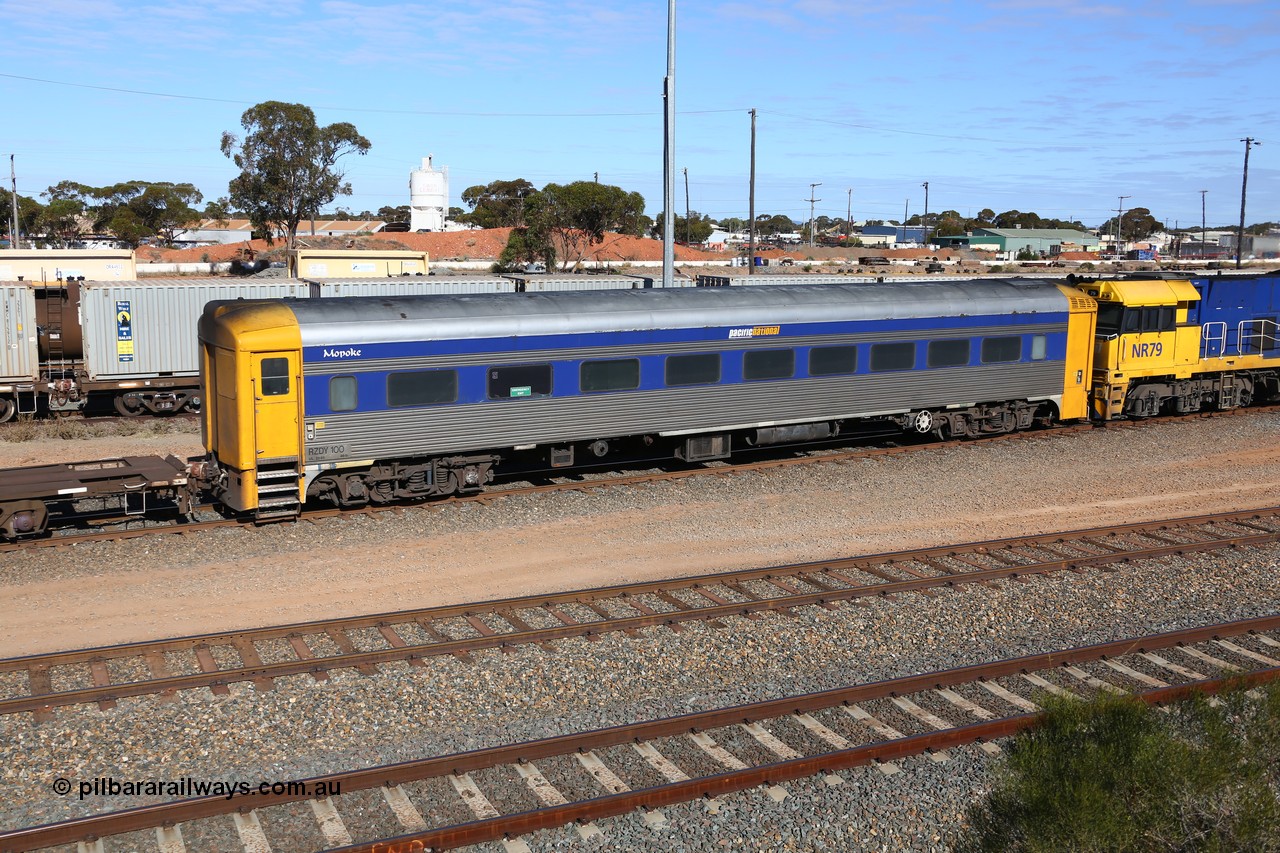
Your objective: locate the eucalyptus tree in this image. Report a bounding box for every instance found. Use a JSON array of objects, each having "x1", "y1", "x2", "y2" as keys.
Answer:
[{"x1": 220, "y1": 101, "x2": 370, "y2": 250}]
